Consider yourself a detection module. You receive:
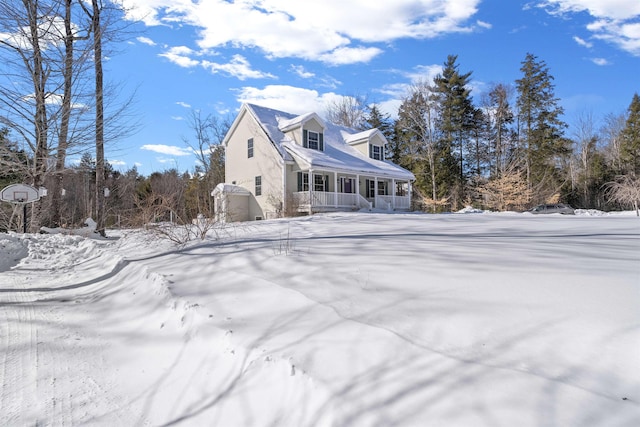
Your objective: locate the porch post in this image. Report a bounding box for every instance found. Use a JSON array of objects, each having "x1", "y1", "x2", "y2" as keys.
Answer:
[
  {"x1": 334, "y1": 172, "x2": 338, "y2": 208},
  {"x1": 392, "y1": 178, "x2": 396, "y2": 210},
  {"x1": 282, "y1": 163, "x2": 287, "y2": 217},
  {"x1": 409, "y1": 181, "x2": 413, "y2": 209},
  {"x1": 309, "y1": 168, "x2": 313, "y2": 213},
  {"x1": 374, "y1": 177, "x2": 378, "y2": 209},
  {"x1": 356, "y1": 174, "x2": 360, "y2": 207}
]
